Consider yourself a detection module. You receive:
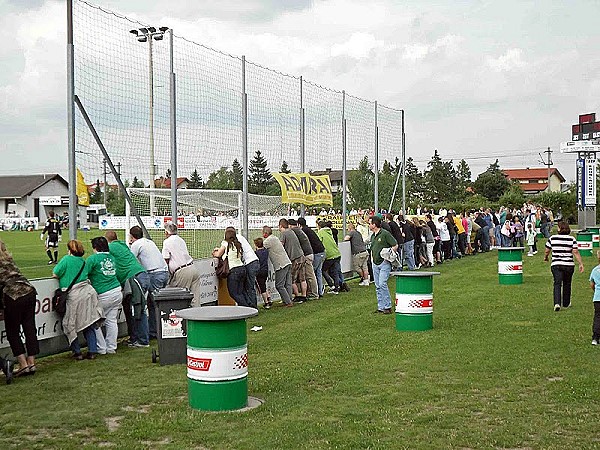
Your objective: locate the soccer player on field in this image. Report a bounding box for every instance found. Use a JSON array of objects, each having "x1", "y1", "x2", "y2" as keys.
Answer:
[{"x1": 41, "y1": 211, "x2": 62, "y2": 265}]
